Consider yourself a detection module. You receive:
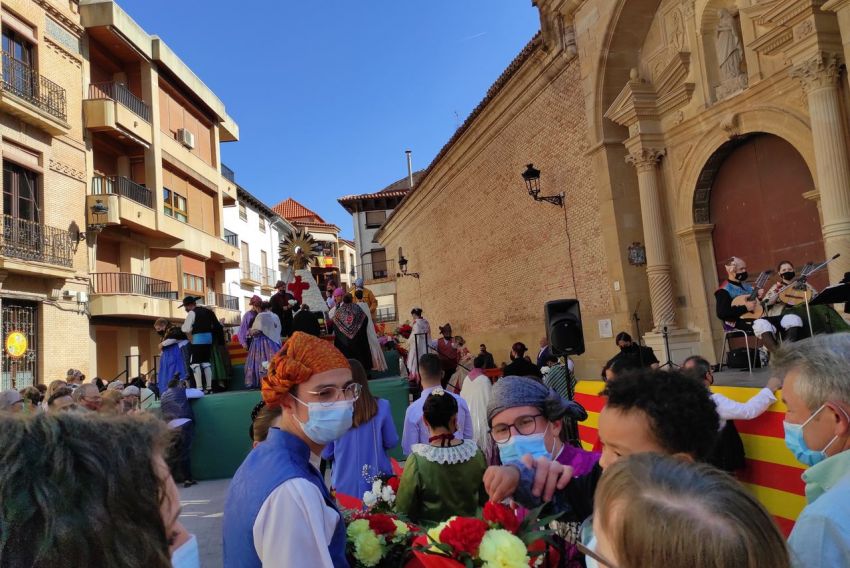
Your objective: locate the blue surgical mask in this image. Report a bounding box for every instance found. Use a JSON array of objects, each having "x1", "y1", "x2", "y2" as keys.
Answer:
[
  {"x1": 292, "y1": 398, "x2": 354, "y2": 445},
  {"x1": 783, "y1": 405, "x2": 845, "y2": 467},
  {"x1": 171, "y1": 534, "x2": 199, "y2": 568},
  {"x1": 584, "y1": 535, "x2": 600, "y2": 568},
  {"x1": 497, "y1": 429, "x2": 551, "y2": 465}
]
